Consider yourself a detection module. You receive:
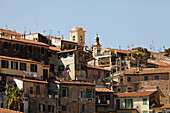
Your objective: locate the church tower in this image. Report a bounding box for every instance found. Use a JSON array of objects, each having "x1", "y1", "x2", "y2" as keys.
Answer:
[
  {"x1": 92, "y1": 34, "x2": 102, "y2": 56},
  {"x1": 69, "y1": 27, "x2": 86, "y2": 46}
]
